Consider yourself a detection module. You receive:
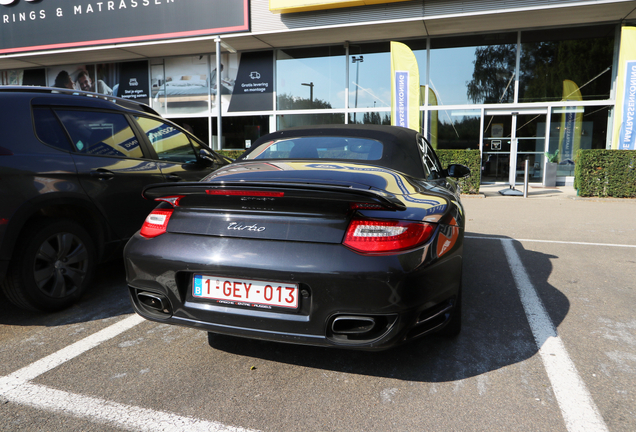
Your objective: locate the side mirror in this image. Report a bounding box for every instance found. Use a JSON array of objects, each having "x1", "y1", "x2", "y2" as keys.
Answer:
[
  {"x1": 198, "y1": 148, "x2": 215, "y2": 167},
  {"x1": 445, "y1": 164, "x2": 471, "y2": 178}
]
